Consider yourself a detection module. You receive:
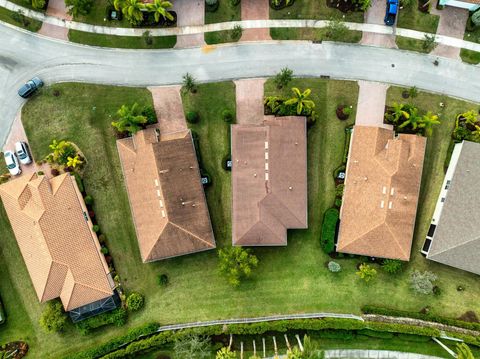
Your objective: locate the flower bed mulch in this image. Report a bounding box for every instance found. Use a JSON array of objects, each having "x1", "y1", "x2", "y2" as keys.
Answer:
[
  {"x1": 1, "y1": 342, "x2": 29, "y2": 359},
  {"x1": 326, "y1": 0, "x2": 362, "y2": 13},
  {"x1": 270, "y1": 0, "x2": 296, "y2": 10}
]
